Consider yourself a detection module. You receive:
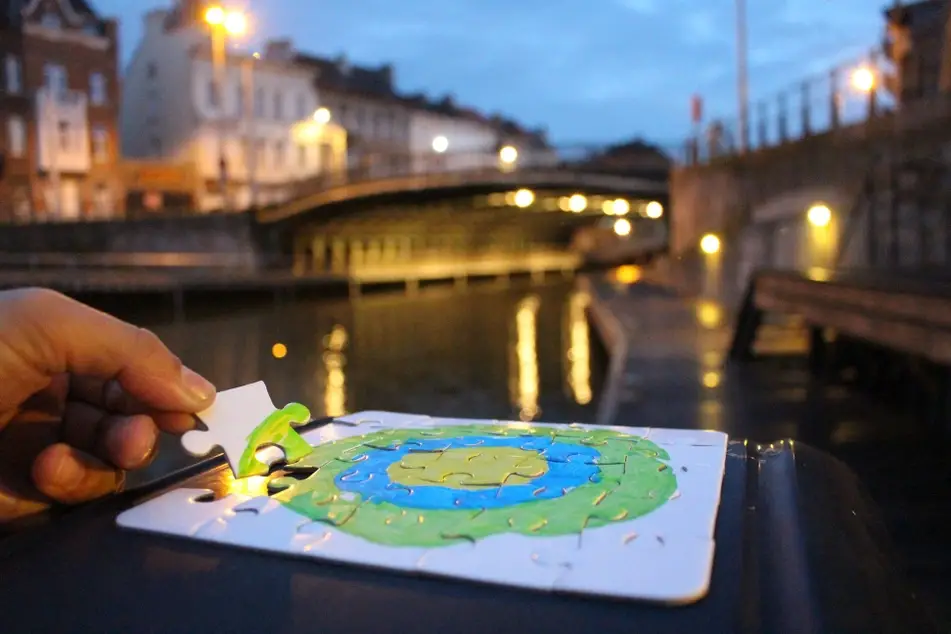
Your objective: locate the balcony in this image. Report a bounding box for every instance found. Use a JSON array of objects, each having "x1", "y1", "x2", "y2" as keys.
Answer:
[{"x1": 35, "y1": 88, "x2": 91, "y2": 173}]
